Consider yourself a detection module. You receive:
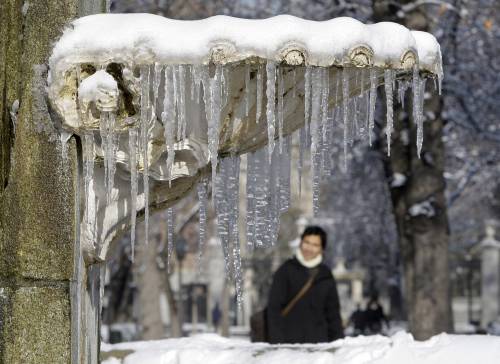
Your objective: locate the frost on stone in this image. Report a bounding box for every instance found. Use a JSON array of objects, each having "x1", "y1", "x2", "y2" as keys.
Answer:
[{"x1": 45, "y1": 13, "x2": 443, "y2": 270}]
